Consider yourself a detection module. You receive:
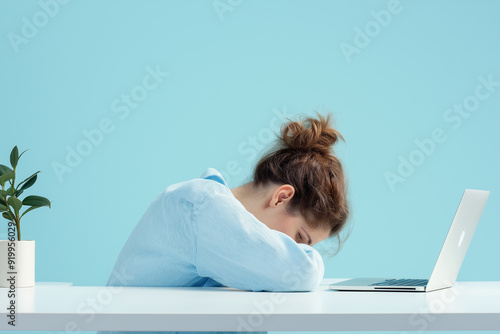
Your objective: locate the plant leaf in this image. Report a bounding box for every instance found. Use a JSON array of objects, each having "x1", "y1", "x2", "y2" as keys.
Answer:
[
  {"x1": 5, "y1": 186, "x2": 14, "y2": 196},
  {"x1": 7, "y1": 196, "x2": 22, "y2": 216},
  {"x1": 20, "y1": 205, "x2": 44, "y2": 218},
  {"x1": 17, "y1": 172, "x2": 39, "y2": 191},
  {"x1": 2, "y1": 211, "x2": 14, "y2": 221},
  {"x1": 0, "y1": 203, "x2": 7, "y2": 212},
  {"x1": 0, "y1": 192, "x2": 8, "y2": 200},
  {"x1": 0, "y1": 164, "x2": 13, "y2": 176},
  {"x1": 22, "y1": 195, "x2": 51, "y2": 208},
  {"x1": 14, "y1": 189, "x2": 24, "y2": 197},
  {"x1": 10, "y1": 146, "x2": 19, "y2": 169},
  {"x1": 0, "y1": 172, "x2": 15, "y2": 187},
  {"x1": 18, "y1": 149, "x2": 28, "y2": 161}
]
